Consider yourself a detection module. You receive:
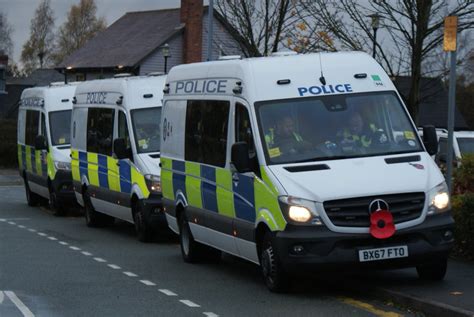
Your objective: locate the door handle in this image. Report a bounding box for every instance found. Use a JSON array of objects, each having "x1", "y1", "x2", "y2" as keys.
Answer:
[{"x1": 232, "y1": 172, "x2": 239, "y2": 183}]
